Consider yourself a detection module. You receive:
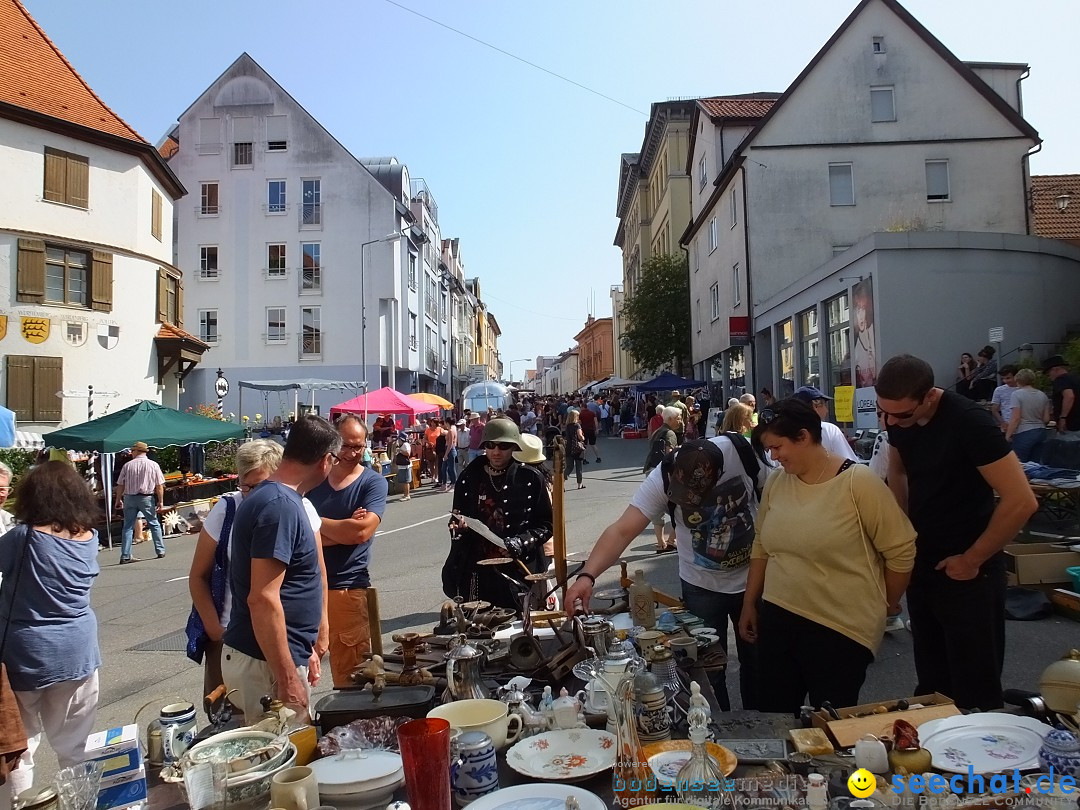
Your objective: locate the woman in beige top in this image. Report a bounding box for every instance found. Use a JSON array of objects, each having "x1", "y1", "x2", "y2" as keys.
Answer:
[{"x1": 739, "y1": 398, "x2": 916, "y2": 713}]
